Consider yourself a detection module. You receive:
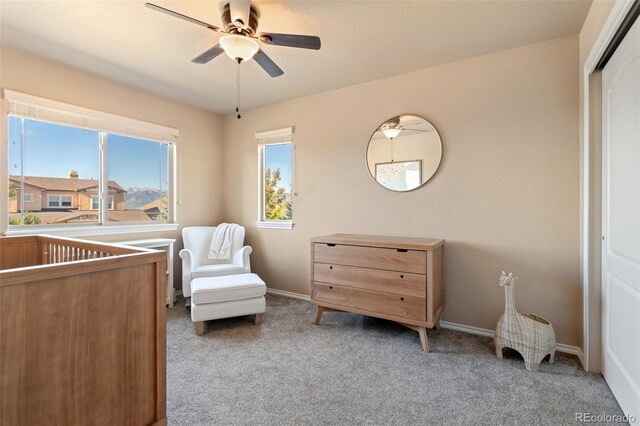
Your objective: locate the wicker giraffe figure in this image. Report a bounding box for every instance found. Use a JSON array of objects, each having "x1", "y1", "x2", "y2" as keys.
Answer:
[{"x1": 494, "y1": 271, "x2": 556, "y2": 371}]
